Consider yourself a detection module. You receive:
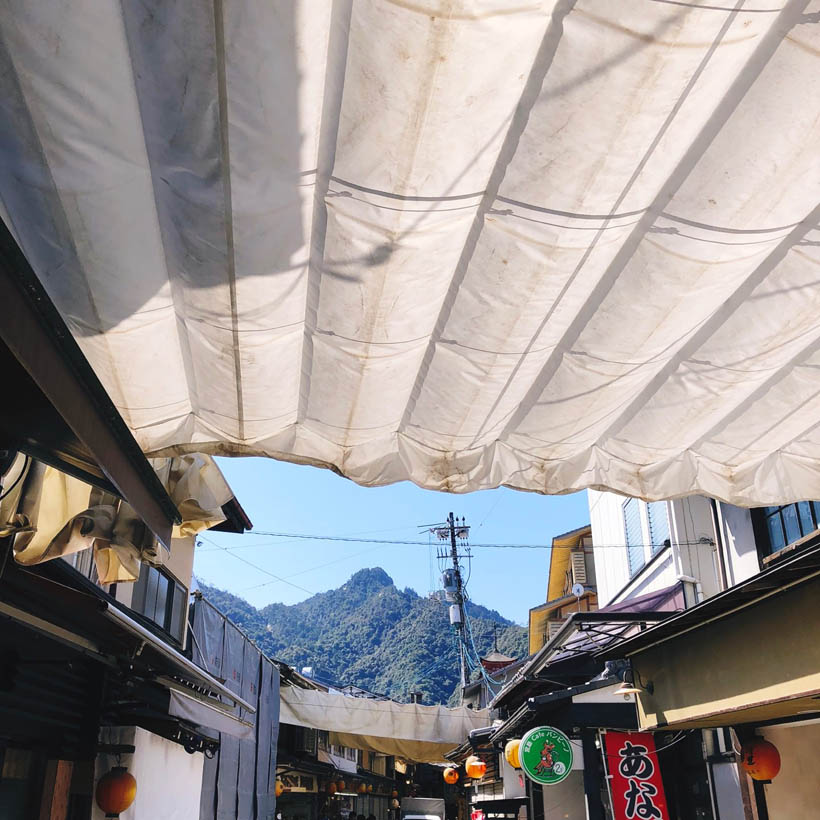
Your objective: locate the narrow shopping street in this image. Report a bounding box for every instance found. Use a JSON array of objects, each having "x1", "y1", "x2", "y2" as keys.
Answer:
[{"x1": 0, "y1": 2, "x2": 818, "y2": 818}]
